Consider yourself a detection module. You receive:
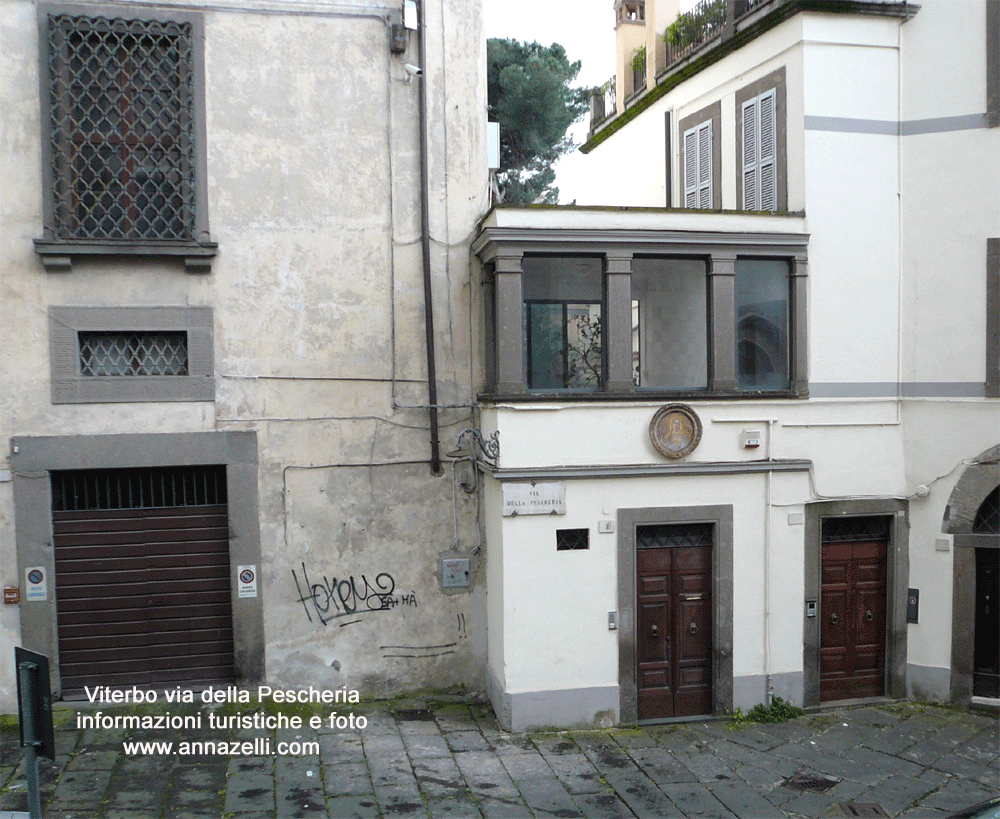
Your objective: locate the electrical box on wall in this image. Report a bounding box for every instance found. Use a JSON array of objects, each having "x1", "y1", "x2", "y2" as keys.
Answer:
[
  {"x1": 742, "y1": 429, "x2": 762, "y2": 449},
  {"x1": 442, "y1": 558, "x2": 470, "y2": 588},
  {"x1": 438, "y1": 550, "x2": 476, "y2": 594}
]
